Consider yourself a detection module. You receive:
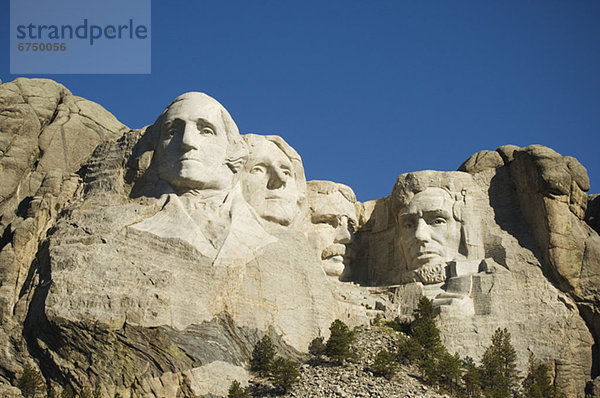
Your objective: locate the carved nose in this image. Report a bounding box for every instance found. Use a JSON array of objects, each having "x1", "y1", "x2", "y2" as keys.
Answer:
[
  {"x1": 180, "y1": 123, "x2": 198, "y2": 151},
  {"x1": 414, "y1": 218, "x2": 431, "y2": 242},
  {"x1": 334, "y1": 217, "x2": 352, "y2": 244},
  {"x1": 267, "y1": 168, "x2": 287, "y2": 190}
]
